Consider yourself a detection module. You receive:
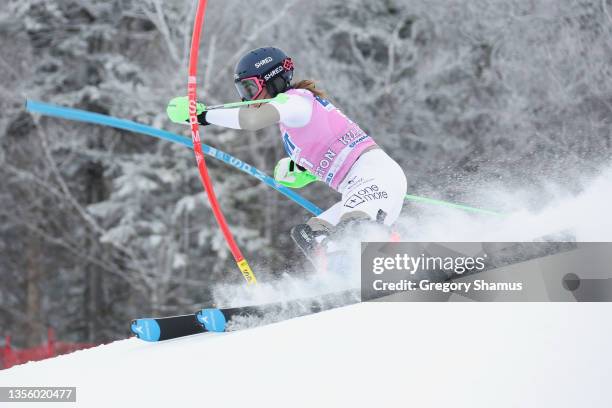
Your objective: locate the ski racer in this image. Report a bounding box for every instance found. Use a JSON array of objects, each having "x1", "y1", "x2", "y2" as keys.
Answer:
[{"x1": 167, "y1": 47, "x2": 407, "y2": 259}]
